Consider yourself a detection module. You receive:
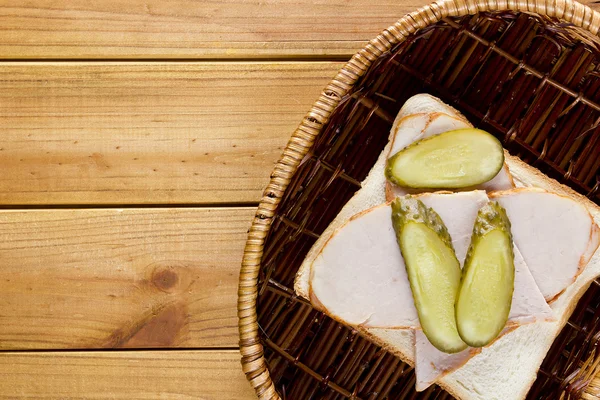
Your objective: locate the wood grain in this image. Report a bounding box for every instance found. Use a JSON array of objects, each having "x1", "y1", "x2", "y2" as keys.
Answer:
[
  {"x1": 4, "y1": 0, "x2": 598, "y2": 60},
  {"x1": 0, "y1": 61, "x2": 340, "y2": 205},
  {"x1": 1, "y1": 0, "x2": 432, "y2": 59},
  {"x1": 0, "y1": 207, "x2": 255, "y2": 350},
  {"x1": 0, "y1": 350, "x2": 254, "y2": 399}
]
